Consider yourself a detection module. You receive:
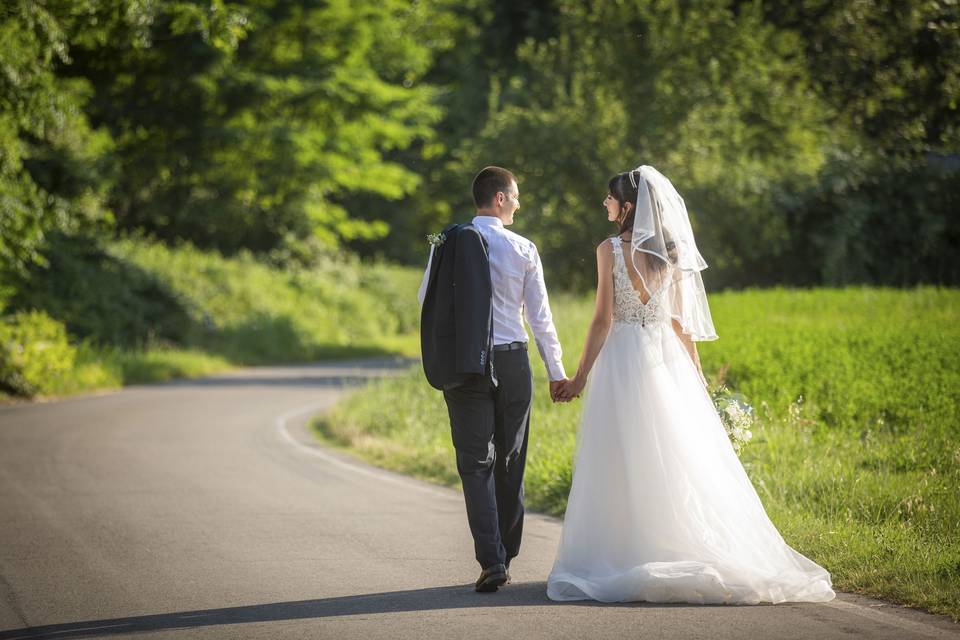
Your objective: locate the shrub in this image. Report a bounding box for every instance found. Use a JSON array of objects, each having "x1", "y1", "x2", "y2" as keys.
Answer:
[{"x1": 0, "y1": 311, "x2": 76, "y2": 397}]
